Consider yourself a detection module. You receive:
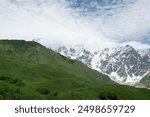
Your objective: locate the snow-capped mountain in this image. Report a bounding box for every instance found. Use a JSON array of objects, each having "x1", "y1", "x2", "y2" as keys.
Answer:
[
  {"x1": 91, "y1": 45, "x2": 150, "y2": 84},
  {"x1": 138, "y1": 49, "x2": 150, "y2": 63},
  {"x1": 57, "y1": 45, "x2": 94, "y2": 67},
  {"x1": 56, "y1": 45, "x2": 150, "y2": 86}
]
